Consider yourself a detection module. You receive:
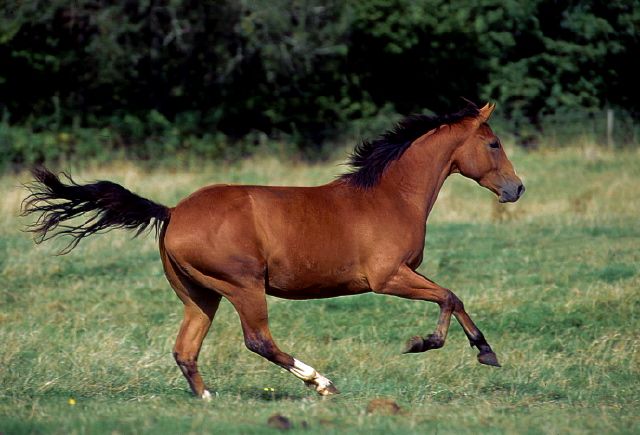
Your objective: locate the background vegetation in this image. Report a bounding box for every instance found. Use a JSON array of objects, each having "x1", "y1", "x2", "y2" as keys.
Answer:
[
  {"x1": 1, "y1": 147, "x2": 639, "y2": 433},
  {"x1": 1, "y1": 0, "x2": 639, "y2": 169}
]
